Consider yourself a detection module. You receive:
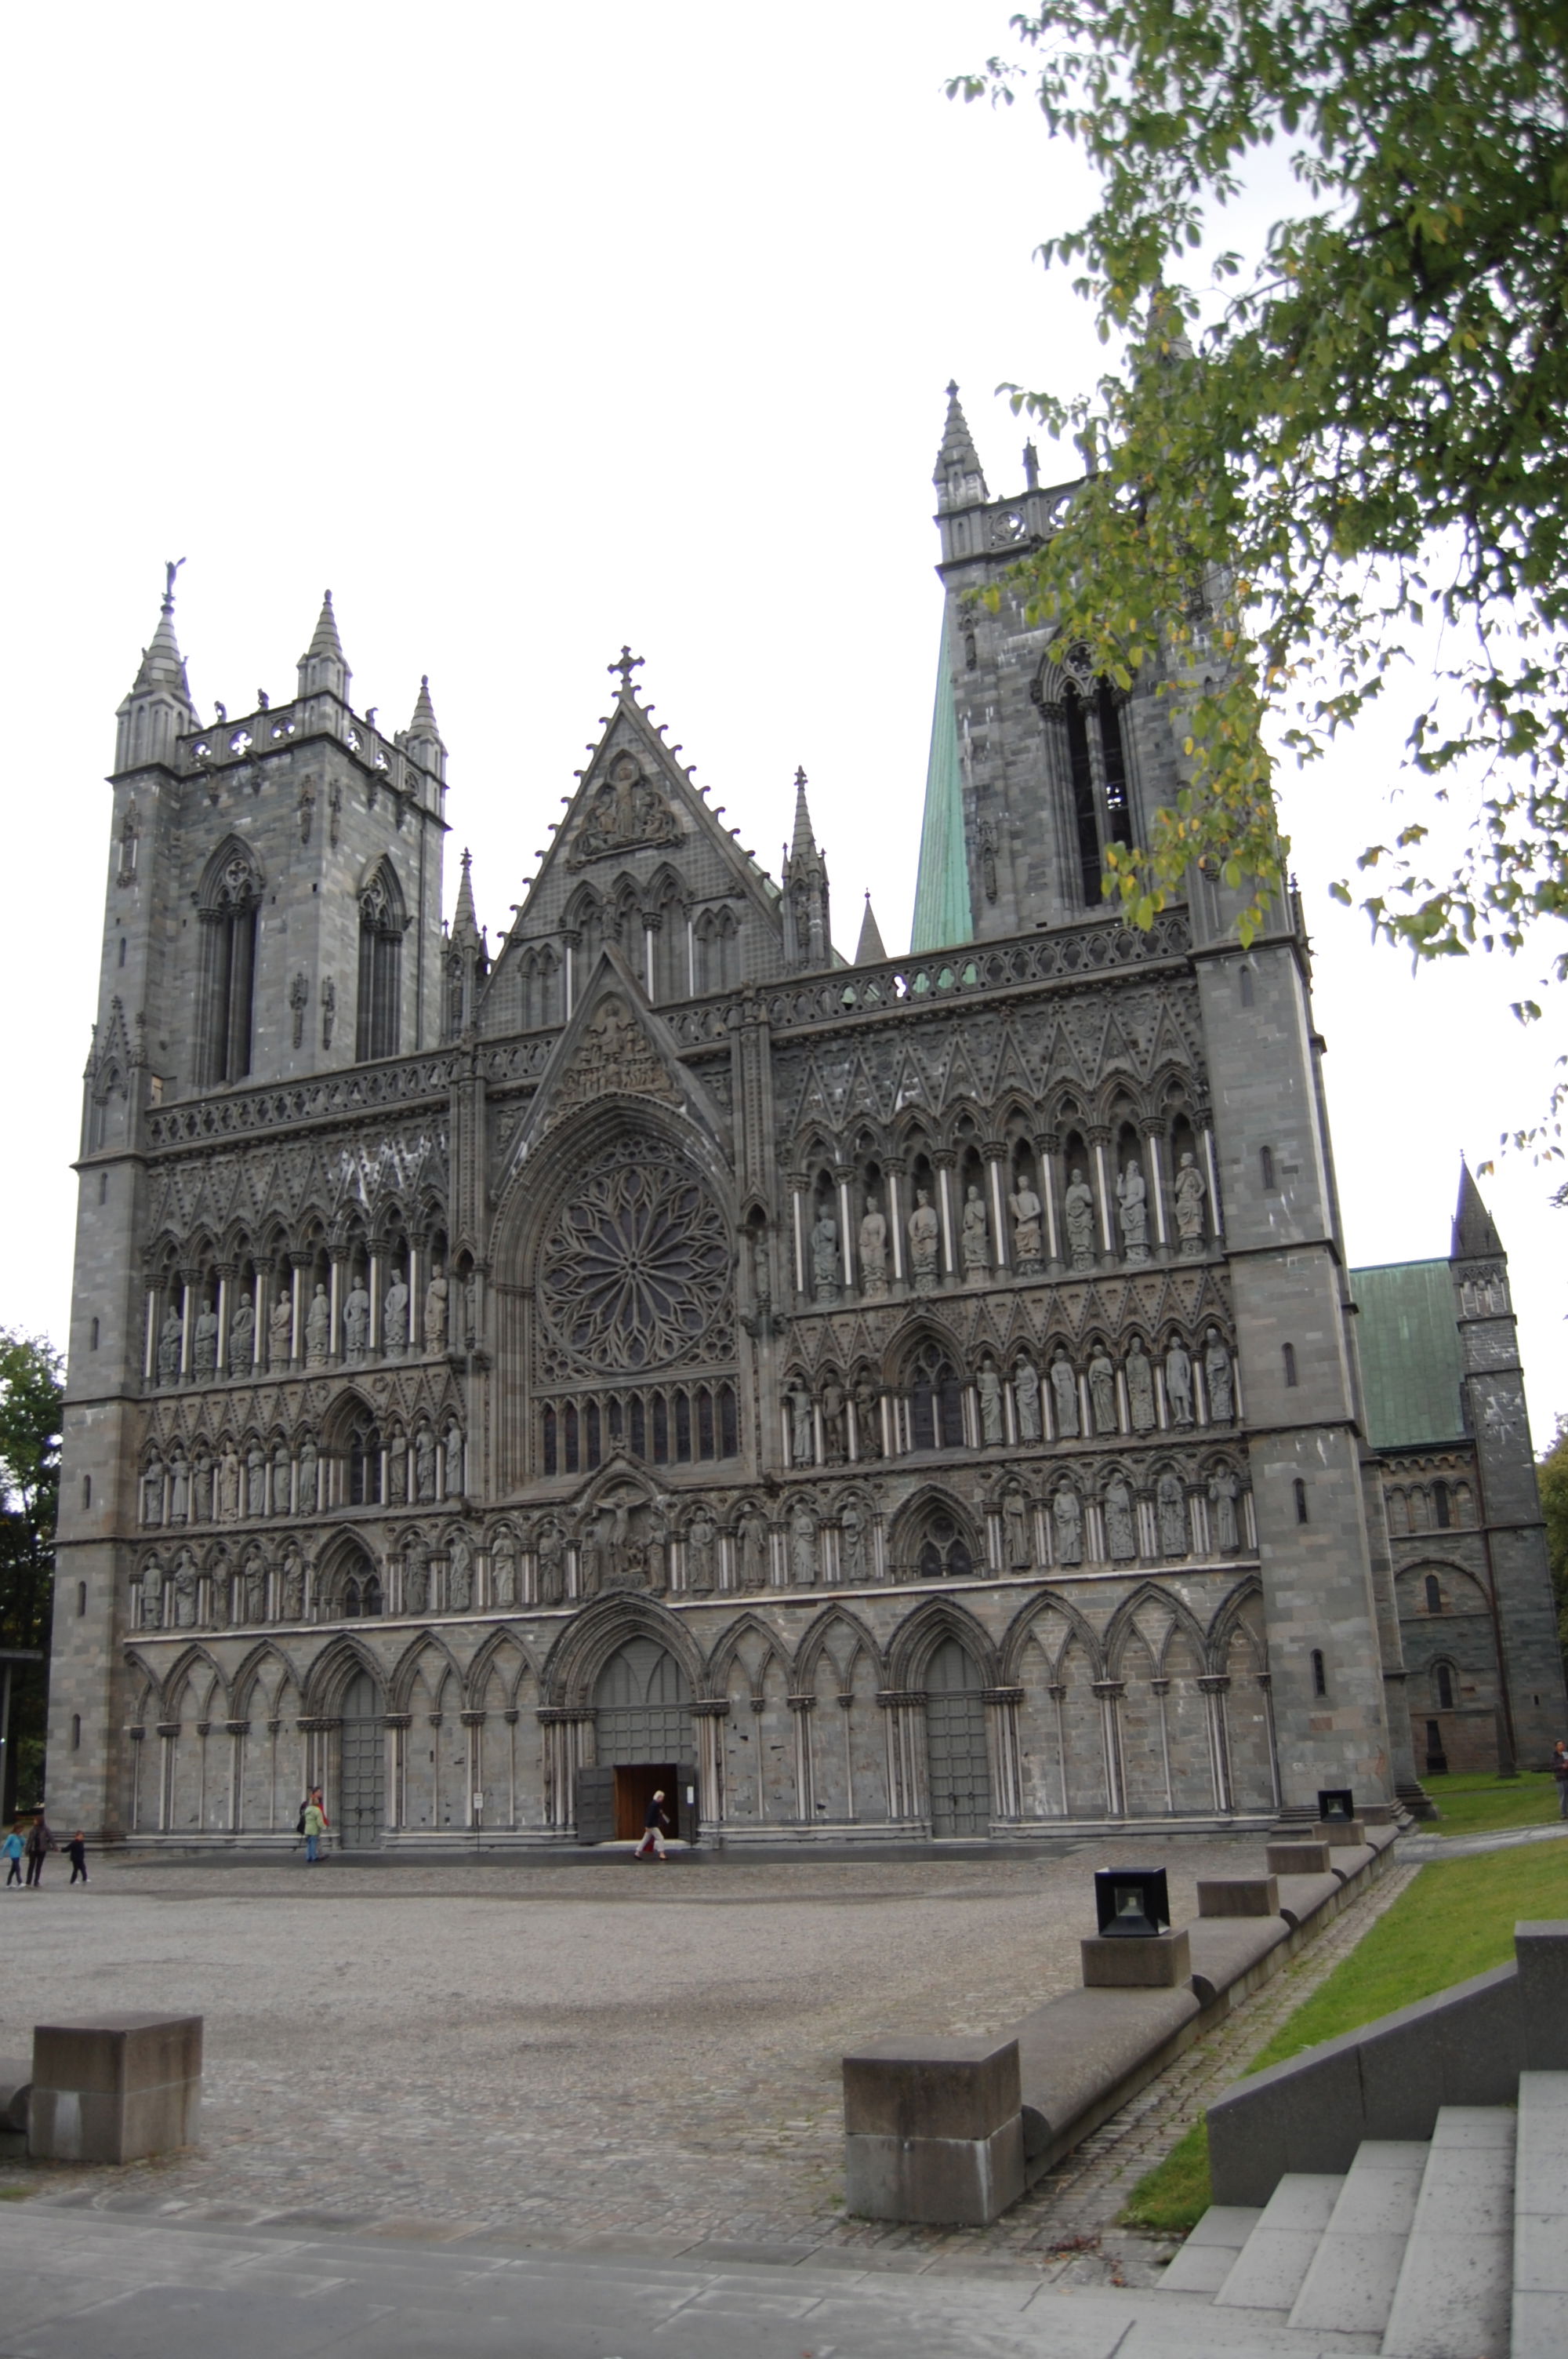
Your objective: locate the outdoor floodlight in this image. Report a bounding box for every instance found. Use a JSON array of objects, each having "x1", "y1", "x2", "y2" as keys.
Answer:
[
  {"x1": 1317, "y1": 1789, "x2": 1355, "y2": 1823},
  {"x1": 1094, "y1": 1866, "x2": 1171, "y2": 1939}
]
